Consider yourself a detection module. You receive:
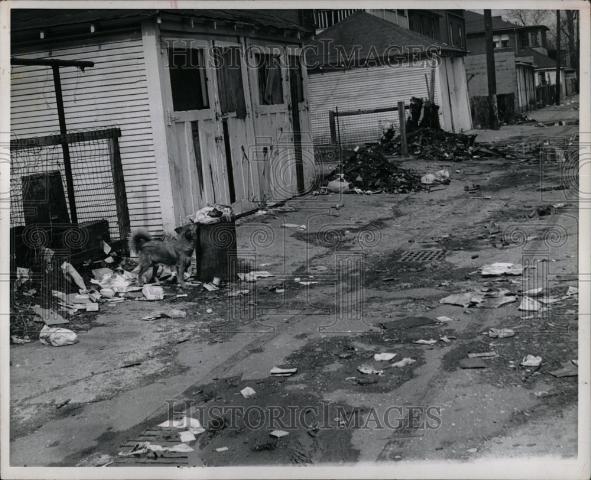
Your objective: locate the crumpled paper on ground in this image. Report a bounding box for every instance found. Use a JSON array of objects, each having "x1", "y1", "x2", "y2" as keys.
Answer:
[
  {"x1": 39, "y1": 325, "x2": 78, "y2": 347},
  {"x1": 481, "y1": 262, "x2": 523, "y2": 276}
]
